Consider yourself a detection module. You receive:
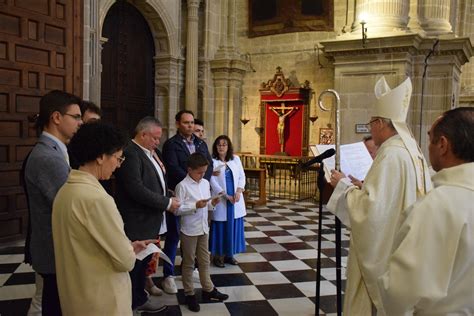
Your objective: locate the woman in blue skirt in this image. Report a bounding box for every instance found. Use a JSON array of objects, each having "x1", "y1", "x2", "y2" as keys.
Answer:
[{"x1": 209, "y1": 135, "x2": 246, "y2": 267}]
